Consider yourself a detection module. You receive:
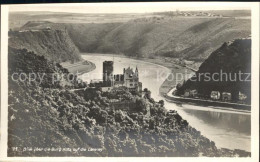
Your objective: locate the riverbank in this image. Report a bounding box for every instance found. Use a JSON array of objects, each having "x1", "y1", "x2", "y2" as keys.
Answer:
[
  {"x1": 166, "y1": 88, "x2": 251, "y2": 113},
  {"x1": 60, "y1": 60, "x2": 96, "y2": 74}
]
